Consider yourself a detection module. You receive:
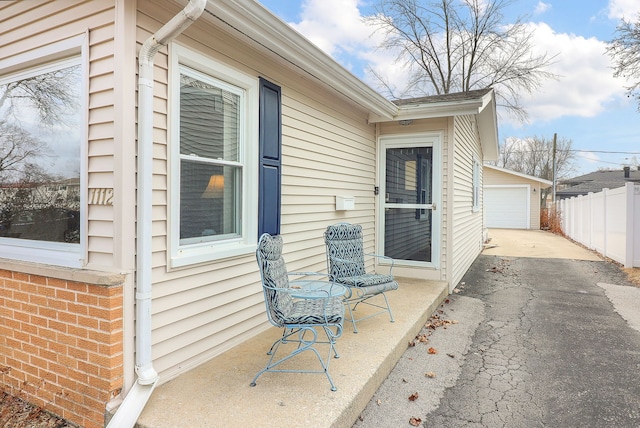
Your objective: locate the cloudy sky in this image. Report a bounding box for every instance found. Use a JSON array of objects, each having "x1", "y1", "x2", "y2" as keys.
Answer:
[{"x1": 258, "y1": 0, "x2": 640, "y2": 176}]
